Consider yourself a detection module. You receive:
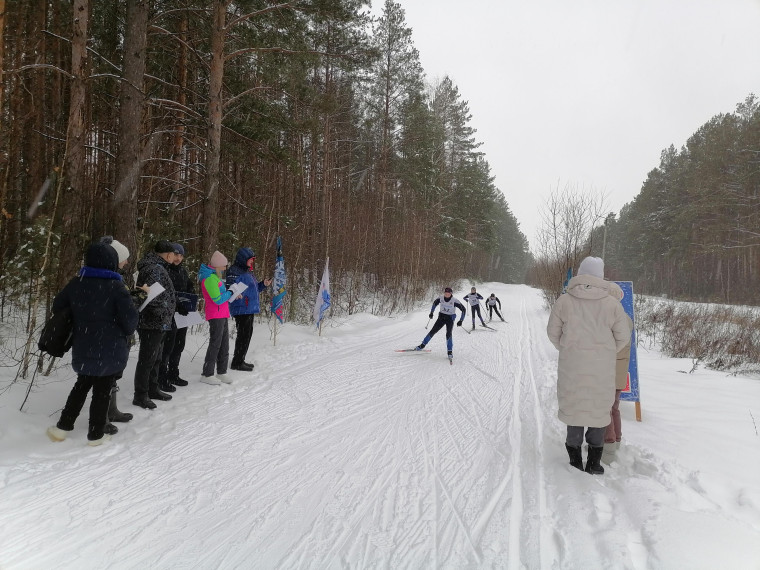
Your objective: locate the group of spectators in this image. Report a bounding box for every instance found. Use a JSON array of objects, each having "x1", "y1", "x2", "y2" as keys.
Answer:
[{"x1": 46, "y1": 239, "x2": 269, "y2": 446}]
